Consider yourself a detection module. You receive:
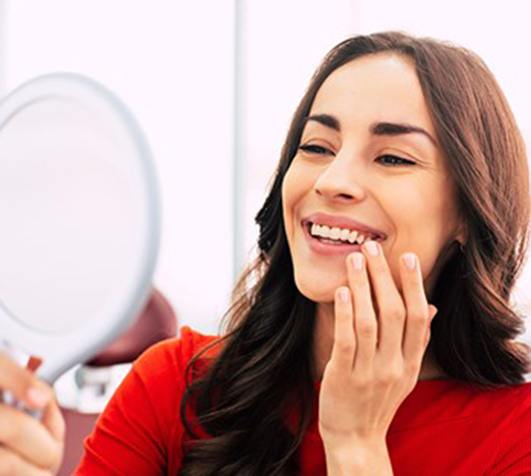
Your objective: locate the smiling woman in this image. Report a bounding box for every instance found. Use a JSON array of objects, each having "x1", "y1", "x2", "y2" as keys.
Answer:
[{"x1": 74, "y1": 31, "x2": 531, "y2": 475}]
